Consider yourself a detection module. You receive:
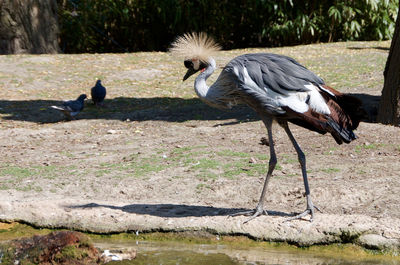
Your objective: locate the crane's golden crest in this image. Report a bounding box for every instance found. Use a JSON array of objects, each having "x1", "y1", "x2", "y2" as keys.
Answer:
[{"x1": 169, "y1": 32, "x2": 221, "y2": 63}]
